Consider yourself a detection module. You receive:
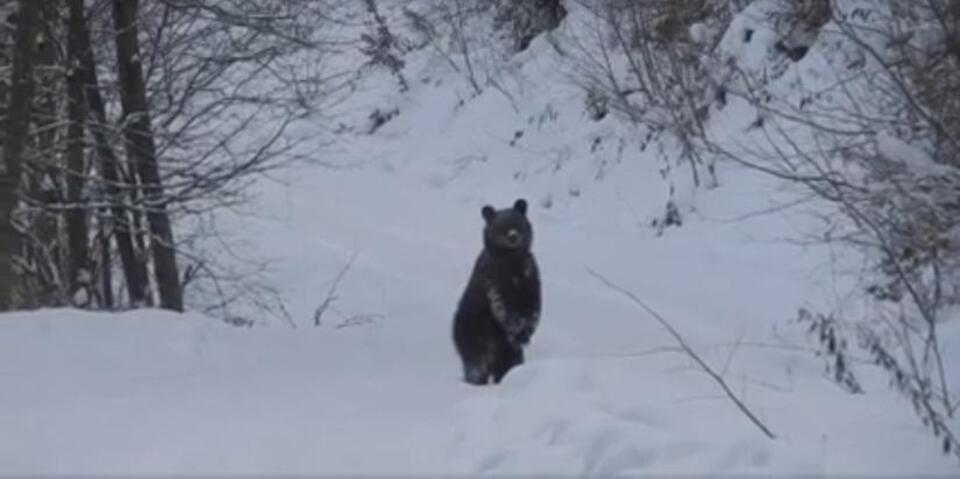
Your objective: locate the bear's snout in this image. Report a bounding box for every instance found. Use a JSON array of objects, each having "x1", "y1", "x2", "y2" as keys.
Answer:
[{"x1": 504, "y1": 229, "x2": 522, "y2": 247}]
